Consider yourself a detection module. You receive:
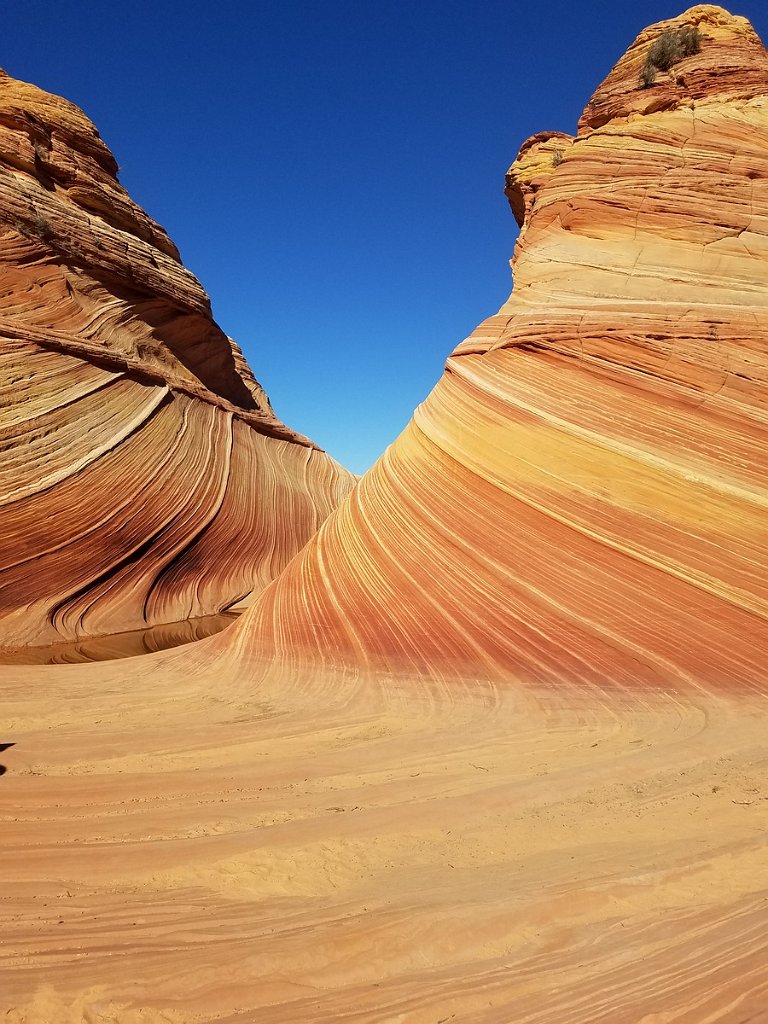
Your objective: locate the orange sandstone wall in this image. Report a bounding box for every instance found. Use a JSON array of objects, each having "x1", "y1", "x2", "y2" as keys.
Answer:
[
  {"x1": 239, "y1": 5, "x2": 768, "y2": 688},
  {"x1": 0, "y1": 70, "x2": 354, "y2": 648}
]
